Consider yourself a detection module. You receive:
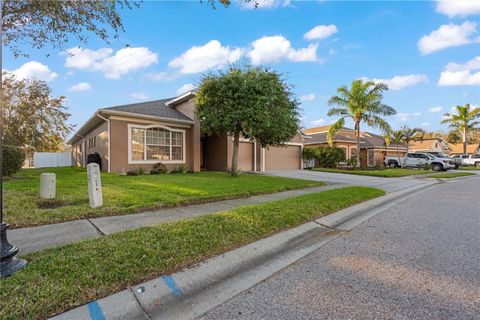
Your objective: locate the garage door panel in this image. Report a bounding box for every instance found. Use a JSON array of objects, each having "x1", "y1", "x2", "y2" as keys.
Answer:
[
  {"x1": 238, "y1": 142, "x2": 254, "y2": 171},
  {"x1": 265, "y1": 146, "x2": 301, "y2": 170}
]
